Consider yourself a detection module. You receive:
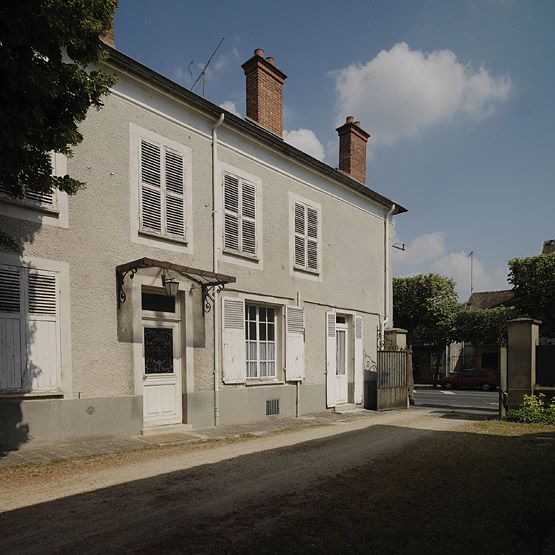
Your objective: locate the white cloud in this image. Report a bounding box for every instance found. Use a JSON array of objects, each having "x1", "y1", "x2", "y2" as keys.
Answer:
[
  {"x1": 393, "y1": 230, "x2": 508, "y2": 301},
  {"x1": 219, "y1": 100, "x2": 240, "y2": 117},
  {"x1": 329, "y1": 42, "x2": 512, "y2": 147},
  {"x1": 283, "y1": 129, "x2": 325, "y2": 161},
  {"x1": 392, "y1": 230, "x2": 446, "y2": 266}
]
